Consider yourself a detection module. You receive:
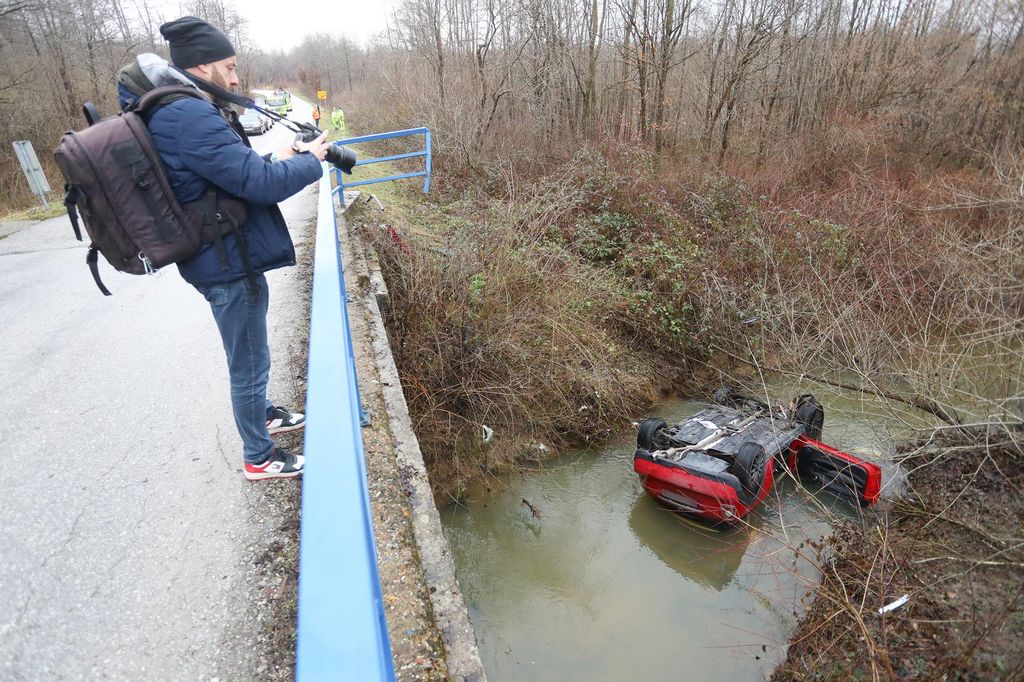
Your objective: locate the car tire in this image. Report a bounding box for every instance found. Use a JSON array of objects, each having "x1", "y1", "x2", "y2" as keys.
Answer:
[
  {"x1": 732, "y1": 441, "x2": 769, "y2": 496},
  {"x1": 637, "y1": 418, "x2": 668, "y2": 450},
  {"x1": 793, "y1": 394, "x2": 824, "y2": 440}
]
